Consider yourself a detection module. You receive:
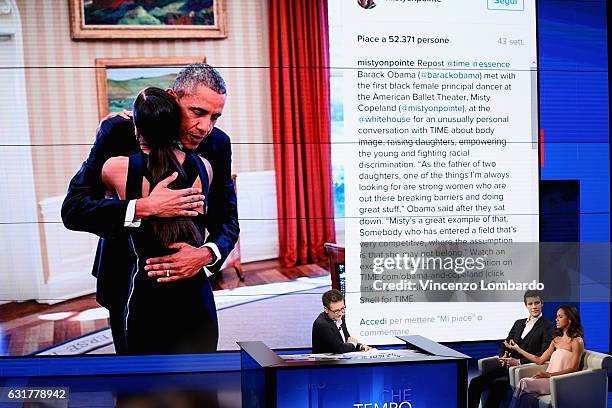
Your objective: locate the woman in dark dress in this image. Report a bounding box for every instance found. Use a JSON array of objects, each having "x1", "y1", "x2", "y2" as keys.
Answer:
[{"x1": 101, "y1": 87, "x2": 217, "y2": 354}]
